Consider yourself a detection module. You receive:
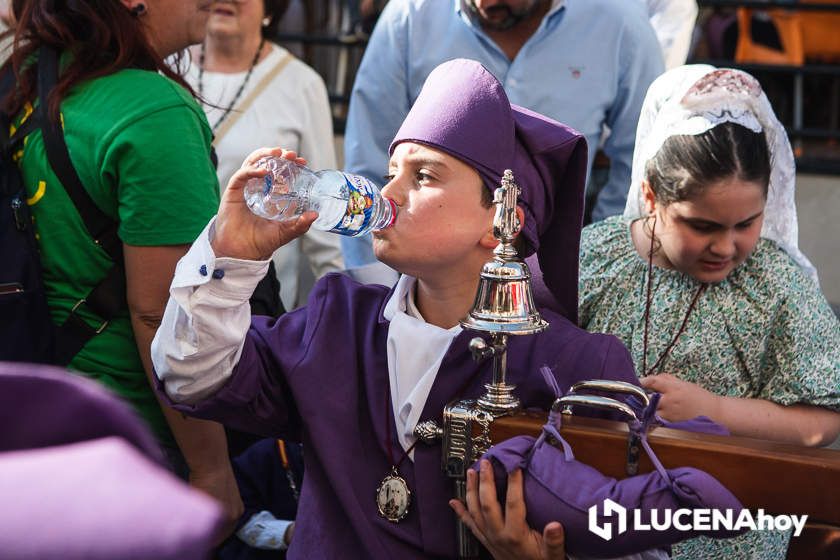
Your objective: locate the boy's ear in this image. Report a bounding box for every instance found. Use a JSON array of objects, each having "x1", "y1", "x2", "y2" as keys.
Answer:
[
  {"x1": 479, "y1": 206, "x2": 526, "y2": 249},
  {"x1": 641, "y1": 180, "x2": 657, "y2": 215}
]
